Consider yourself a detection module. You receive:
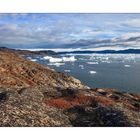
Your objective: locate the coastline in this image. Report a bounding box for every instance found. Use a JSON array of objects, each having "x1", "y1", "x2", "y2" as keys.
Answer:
[{"x1": 0, "y1": 47, "x2": 140, "y2": 127}]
